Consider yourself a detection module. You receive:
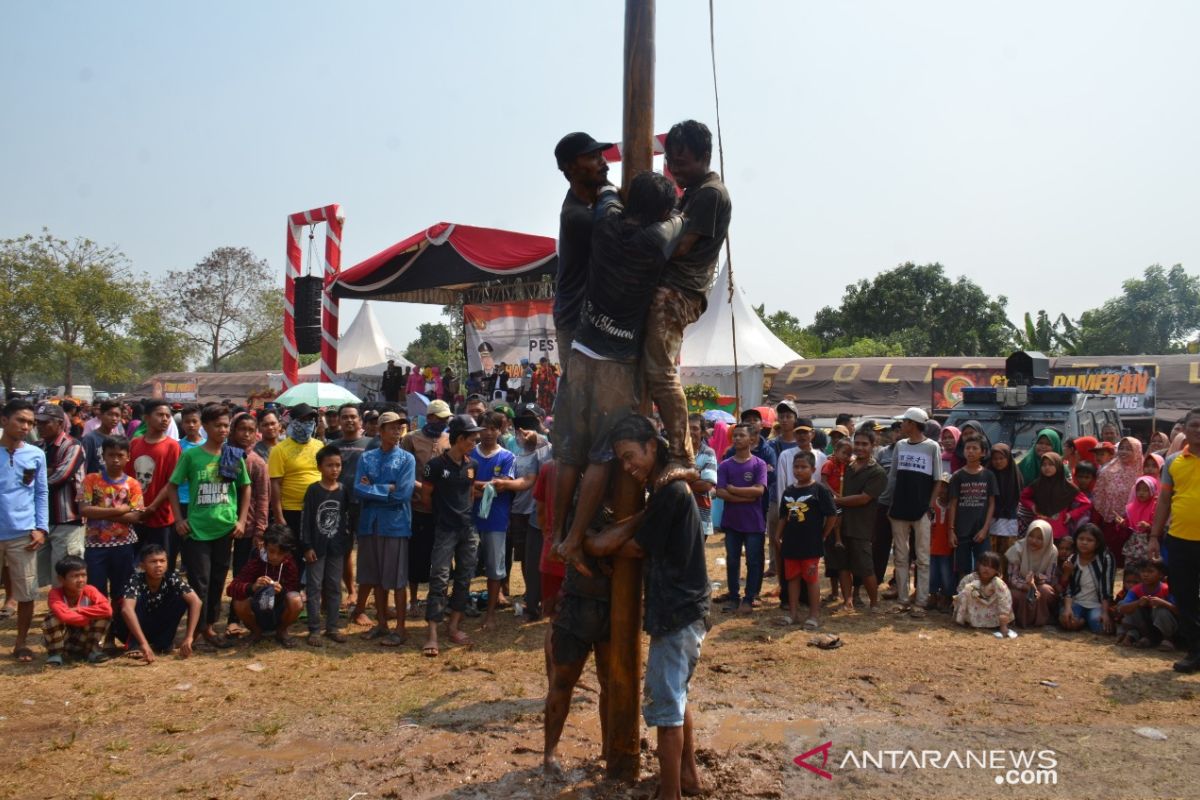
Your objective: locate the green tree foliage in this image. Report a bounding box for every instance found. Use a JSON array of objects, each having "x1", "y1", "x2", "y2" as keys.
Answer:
[
  {"x1": 211, "y1": 294, "x2": 287, "y2": 373},
  {"x1": 1074, "y1": 265, "x2": 1200, "y2": 355},
  {"x1": 404, "y1": 322, "x2": 453, "y2": 368},
  {"x1": 752, "y1": 305, "x2": 824, "y2": 357},
  {"x1": 809, "y1": 263, "x2": 1014, "y2": 356},
  {"x1": 166, "y1": 246, "x2": 278, "y2": 370},
  {"x1": 0, "y1": 234, "x2": 53, "y2": 394},
  {"x1": 1012, "y1": 310, "x2": 1079, "y2": 356}
]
